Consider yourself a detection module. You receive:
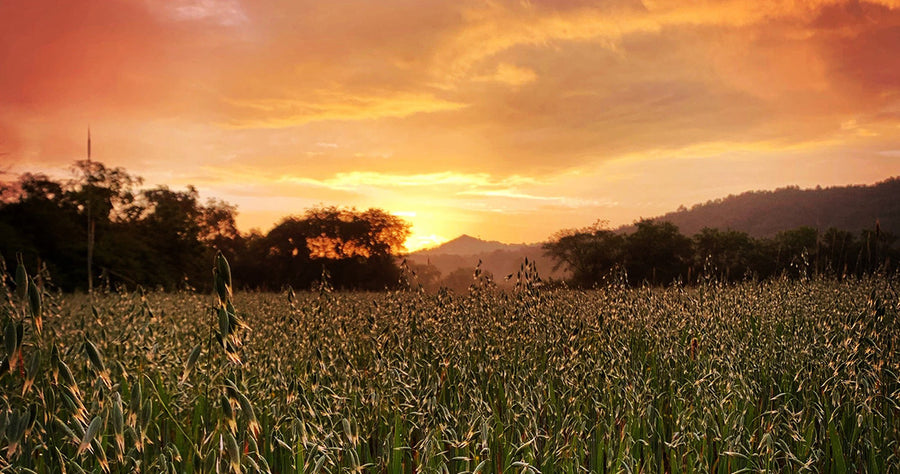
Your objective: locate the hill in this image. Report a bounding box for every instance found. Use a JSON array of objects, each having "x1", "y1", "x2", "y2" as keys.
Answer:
[
  {"x1": 406, "y1": 177, "x2": 900, "y2": 291},
  {"x1": 619, "y1": 177, "x2": 900, "y2": 237},
  {"x1": 414, "y1": 234, "x2": 526, "y2": 256},
  {"x1": 407, "y1": 235, "x2": 566, "y2": 291}
]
